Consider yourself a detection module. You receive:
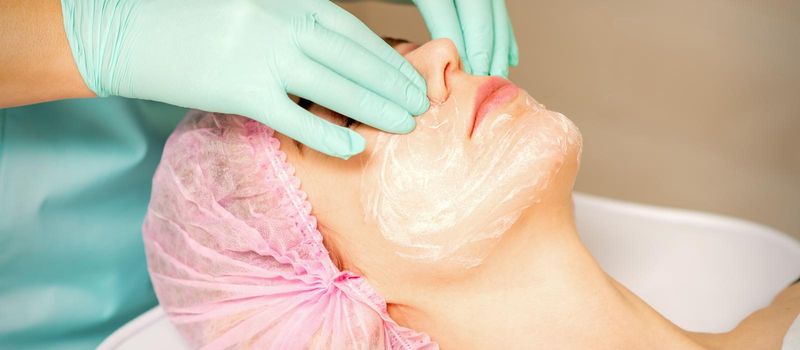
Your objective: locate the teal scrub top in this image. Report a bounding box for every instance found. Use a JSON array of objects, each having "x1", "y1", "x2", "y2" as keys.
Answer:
[{"x1": 0, "y1": 98, "x2": 186, "y2": 350}]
